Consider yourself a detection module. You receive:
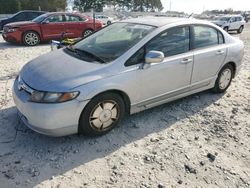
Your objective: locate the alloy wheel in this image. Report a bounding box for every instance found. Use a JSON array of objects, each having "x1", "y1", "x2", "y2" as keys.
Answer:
[{"x1": 24, "y1": 32, "x2": 39, "y2": 46}]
